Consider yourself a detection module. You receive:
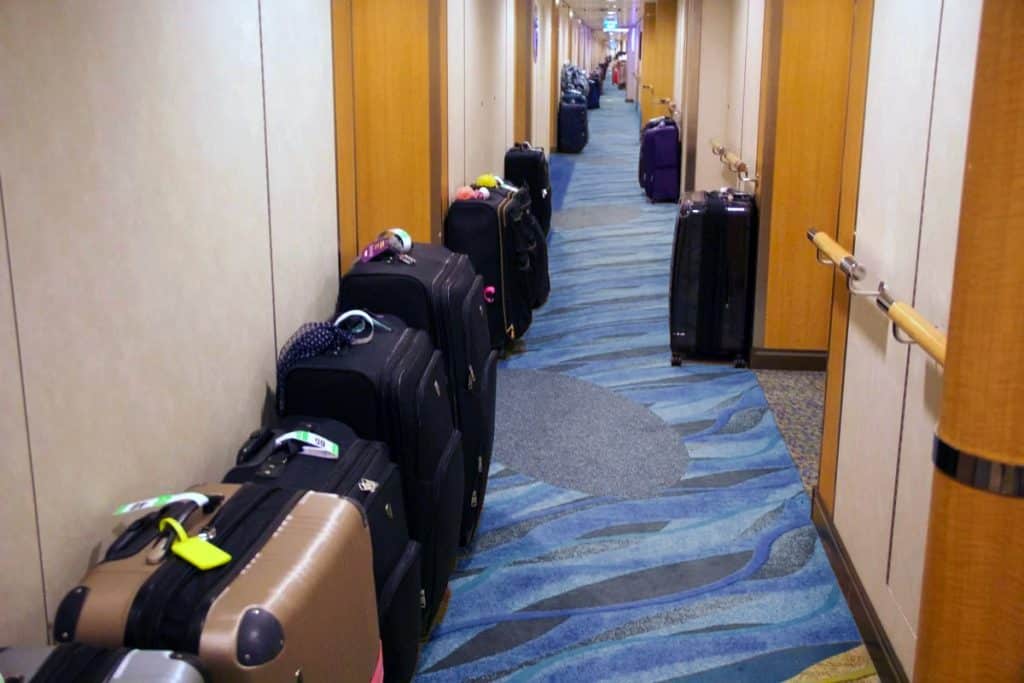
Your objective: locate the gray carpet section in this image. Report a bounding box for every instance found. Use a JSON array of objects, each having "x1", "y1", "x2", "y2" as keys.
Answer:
[
  {"x1": 750, "y1": 526, "x2": 819, "y2": 580},
  {"x1": 494, "y1": 368, "x2": 688, "y2": 497}
]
